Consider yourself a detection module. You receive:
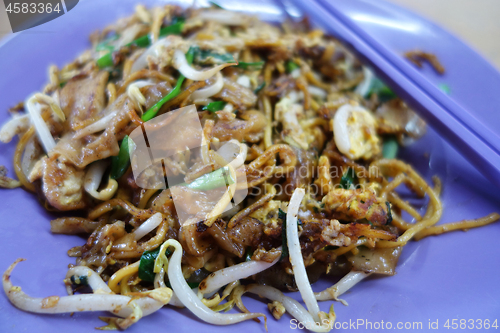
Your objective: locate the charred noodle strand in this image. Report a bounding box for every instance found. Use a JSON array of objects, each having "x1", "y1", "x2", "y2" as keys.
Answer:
[
  {"x1": 88, "y1": 199, "x2": 157, "y2": 221},
  {"x1": 107, "y1": 82, "x2": 117, "y2": 104},
  {"x1": 248, "y1": 144, "x2": 297, "y2": 176},
  {"x1": 390, "y1": 176, "x2": 442, "y2": 231},
  {"x1": 304, "y1": 71, "x2": 331, "y2": 91},
  {"x1": 390, "y1": 213, "x2": 413, "y2": 231},
  {"x1": 108, "y1": 261, "x2": 140, "y2": 294},
  {"x1": 13, "y1": 126, "x2": 36, "y2": 192},
  {"x1": 300, "y1": 118, "x2": 329, "y2": 129},
  {"x1": 432, "y1": 176, "x2": 442, "y2": 196},
  {"x1": 332, "y1": 238, "x2": 367, "y2": 257},
  {"x1": 414, "y1": 213, "x2": 500, "y2": 241},
  {"x1": 150, "y1": 7, "x2": 166, "y2": 43},
  {"x1": 117, "y1": 69, "x2": 175, "y2": 95},
  {"x1": 263, "y1": 62, "x2": 274, "y2": 85},
  {"x1": 296, "y1": 77, "x2": 311, "y2": 111},
  {"x1": 128, "y1": 108, "x2": 145, "y2": 126},
  {"x1": 373, "y1": 160, "x2": 442, "y2": 248},
  {"x1": 228, "y1": 185, "x2": 276, "y2": 228},
  {"x1": 262, "y1": 96, "x2": 273, "y2": 149},
  {"x1": 159, "y1": 239, "x2": 266, "y2": 325},
  {"x1": 158, "y1": 81, "x2": 206, "y2": 114},
  {"x1": 388, "y1": 192, "x2": 422, "y2": 221},
  {"x1": 121, "y1": 276, "x2": 132, "y2": 295},
  {"x1": 139, "y1": 218, "x2": 169, "y2": 252},
  {"x1": 380, "y1": 173, "x2": 406, "y2": 199},
  {"x1": 138, "y1": 189, "x2": 159, "y2": 209},
  {"x1": 110, "y1": 249, "x2": 145, "y2": 260},
  {"x1": 240, "y1": 158, "x2": 276, "y2": 189},
  {"x1": 420, "y1": 176, "x2": 443, "y2": 220}
]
